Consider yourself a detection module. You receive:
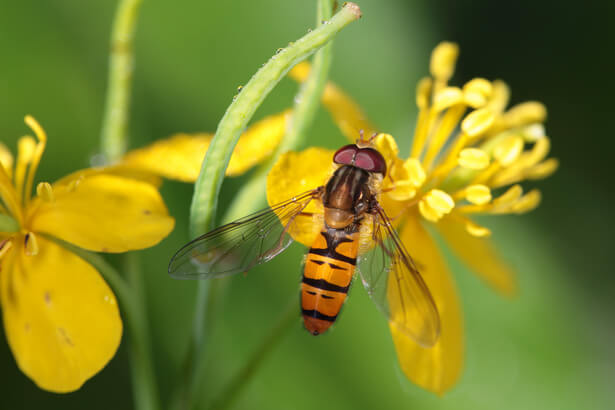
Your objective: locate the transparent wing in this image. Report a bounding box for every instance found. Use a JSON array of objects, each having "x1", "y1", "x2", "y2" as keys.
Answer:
[
  {"x1": 358, "y1": 206, "x2": 441, "y2": 347},
  {"x1": 169, "y1": 189, "x2": 319, "y2": 279}
]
